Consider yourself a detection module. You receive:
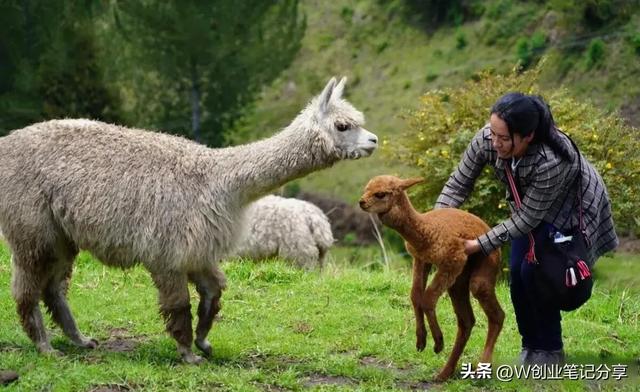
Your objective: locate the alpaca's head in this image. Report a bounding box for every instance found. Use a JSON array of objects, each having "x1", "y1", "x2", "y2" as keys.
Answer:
[
  {"x1": 359, "y1": 175, "x2": 424, "y2": 216},
  {"x1": 304, "y1": 77, "x2": 378, "y2": 160}
]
